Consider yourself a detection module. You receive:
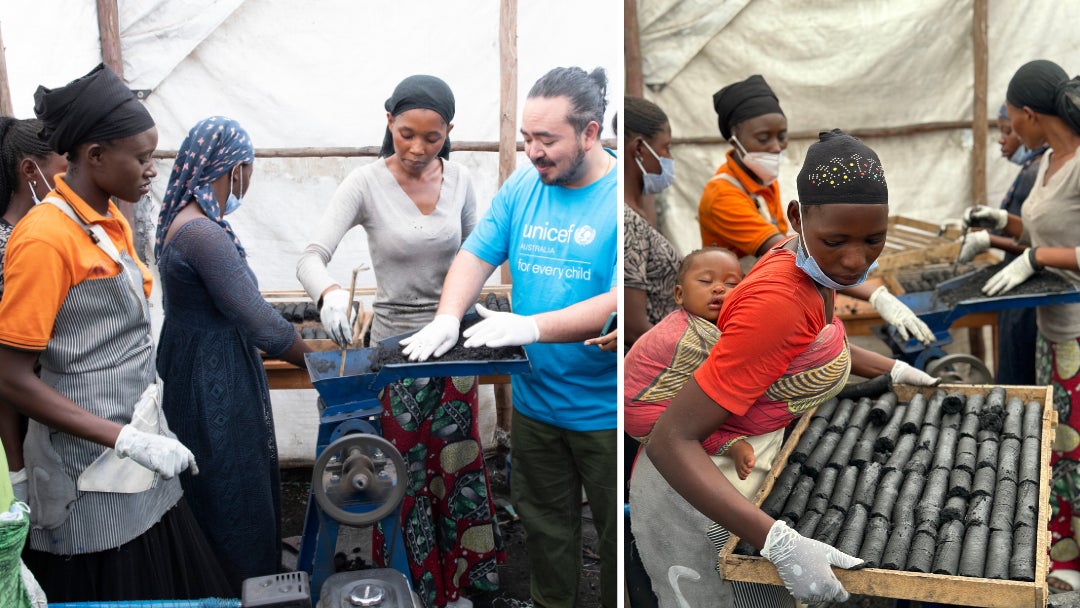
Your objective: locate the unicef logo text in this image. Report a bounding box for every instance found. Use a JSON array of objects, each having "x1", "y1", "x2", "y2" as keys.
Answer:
[{"x1": 521, "y1": 223, "x2": 596, "y2": 246}]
